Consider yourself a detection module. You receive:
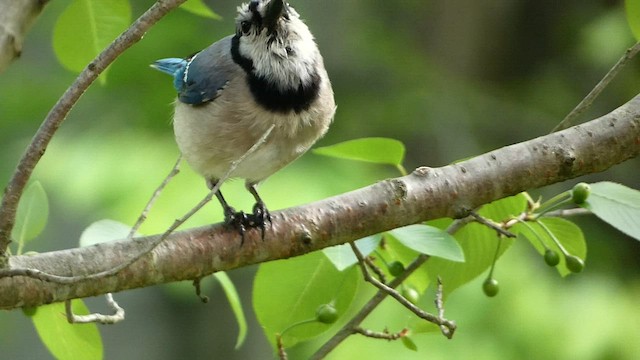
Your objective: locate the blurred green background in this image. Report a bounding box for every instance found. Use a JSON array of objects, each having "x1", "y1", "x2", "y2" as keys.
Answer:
[{"x1": 1, "y1": 0, "x2": 640, "y2": 359}]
